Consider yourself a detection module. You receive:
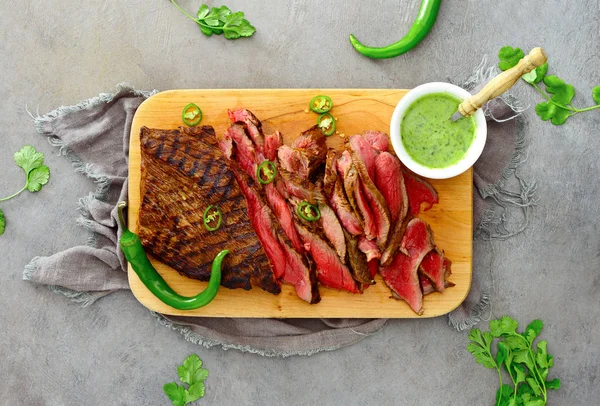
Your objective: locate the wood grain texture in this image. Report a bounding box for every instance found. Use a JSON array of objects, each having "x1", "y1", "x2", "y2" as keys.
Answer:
[{"x1": 128, "y1": 89, "x2": 472, "y2": 318}]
